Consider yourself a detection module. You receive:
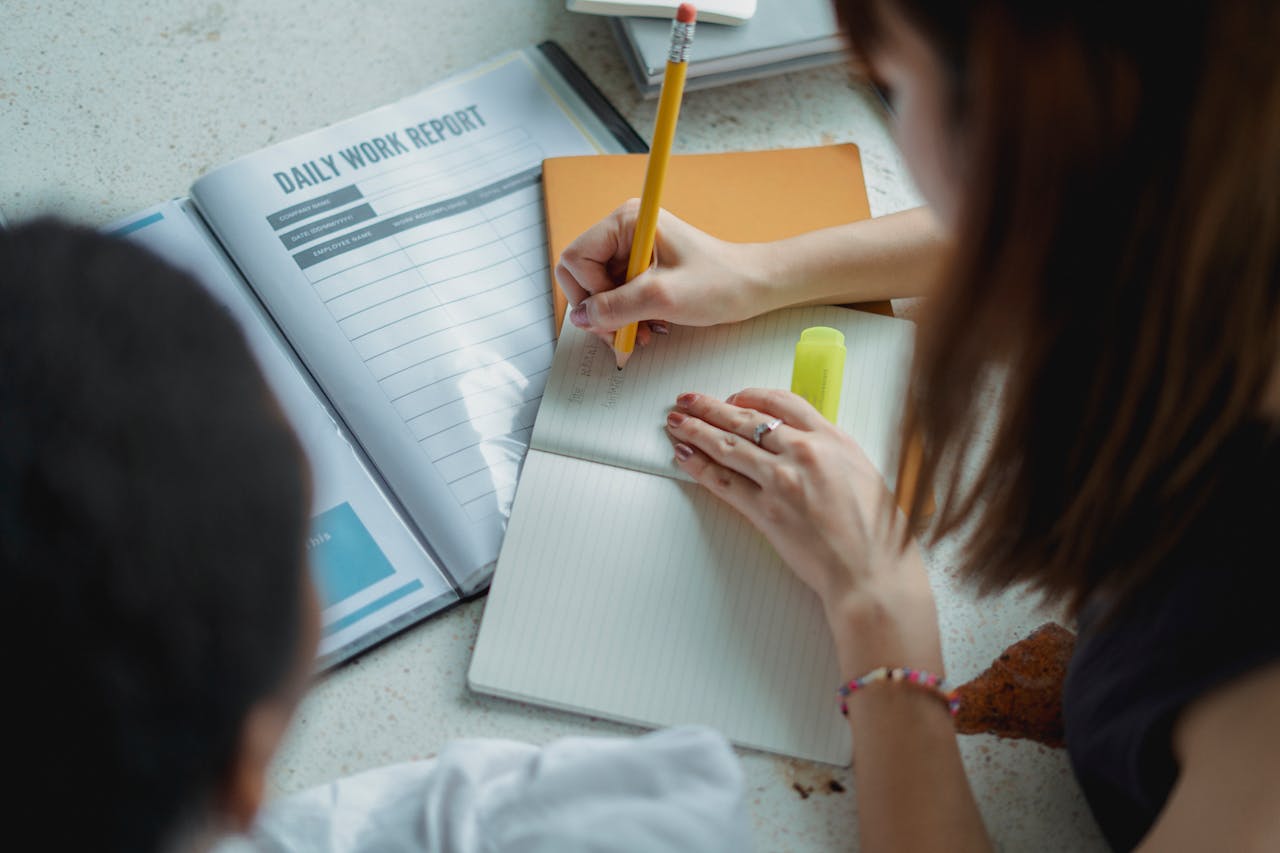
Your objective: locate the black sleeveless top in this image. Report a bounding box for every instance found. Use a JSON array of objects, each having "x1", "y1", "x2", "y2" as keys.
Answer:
[{"x1": 1063, "y1": 422, "x2": 1280, "y2": 850}]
